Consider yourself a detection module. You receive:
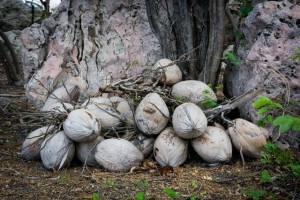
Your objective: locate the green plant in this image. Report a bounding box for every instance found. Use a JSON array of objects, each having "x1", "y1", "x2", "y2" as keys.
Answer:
[
  {"x1": 164, "y1": 187, "x2": 182, "y2": 199},
  {"x1": 223, "y1": 51, "x2": 241, "y2": 65},
  {"x1": 133, "y1": 180, "x2": 149, "y2": 190},
  {"x1": 259, "y1": 169, "x2": 273, "y2": 183},
  {"x1": 135, "y1": 191, "x2": 145, "y2": 200},
  {"x1": 91, "y1": 192, "x2": 99, "y2": 200},
  {"x1": 239, "y1": 3, "x2": 253, "y2": 17},
  {"x1": 241, "y1": 188, "x2": 267, "y2": 200},
  {"x1": 200, "y1": 89, "x2": 218, "y2": 108},
  {"x1": 291, "y1": 47, "x2": 300, "y2": 60},
  {"x1": 60, "y1": 171, "x2": 69, "y2": 182},
  {"x1": 252, "y1": 96, "x2": 300, "y2": 133},
  {"x1": 105, "y1": 179, "x2": 117, "y2": 187}
]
